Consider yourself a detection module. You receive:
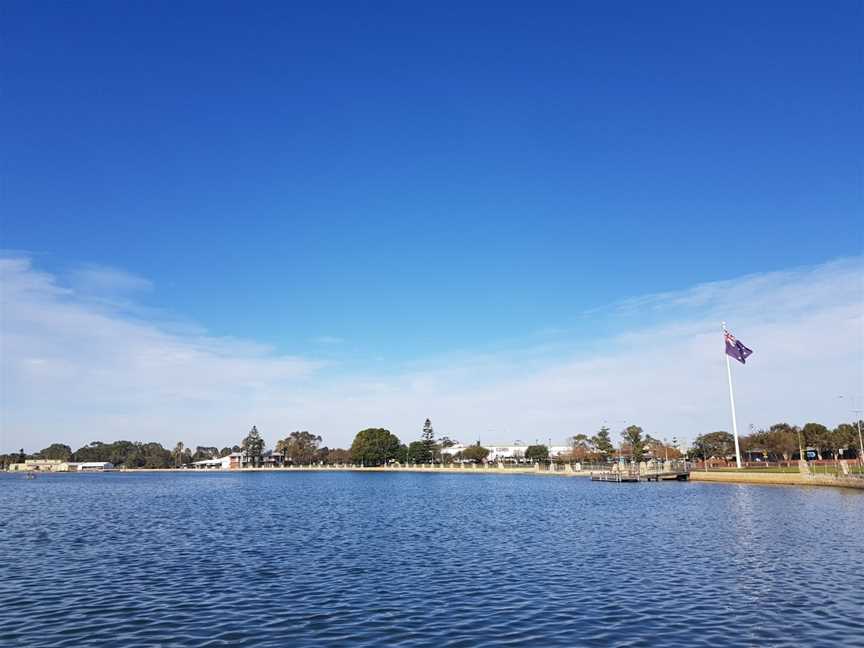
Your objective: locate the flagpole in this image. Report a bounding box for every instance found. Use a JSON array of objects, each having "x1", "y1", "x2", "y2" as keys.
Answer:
[{"x1": 722, "y1": 322, "x2": 743, "y2": 469}]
